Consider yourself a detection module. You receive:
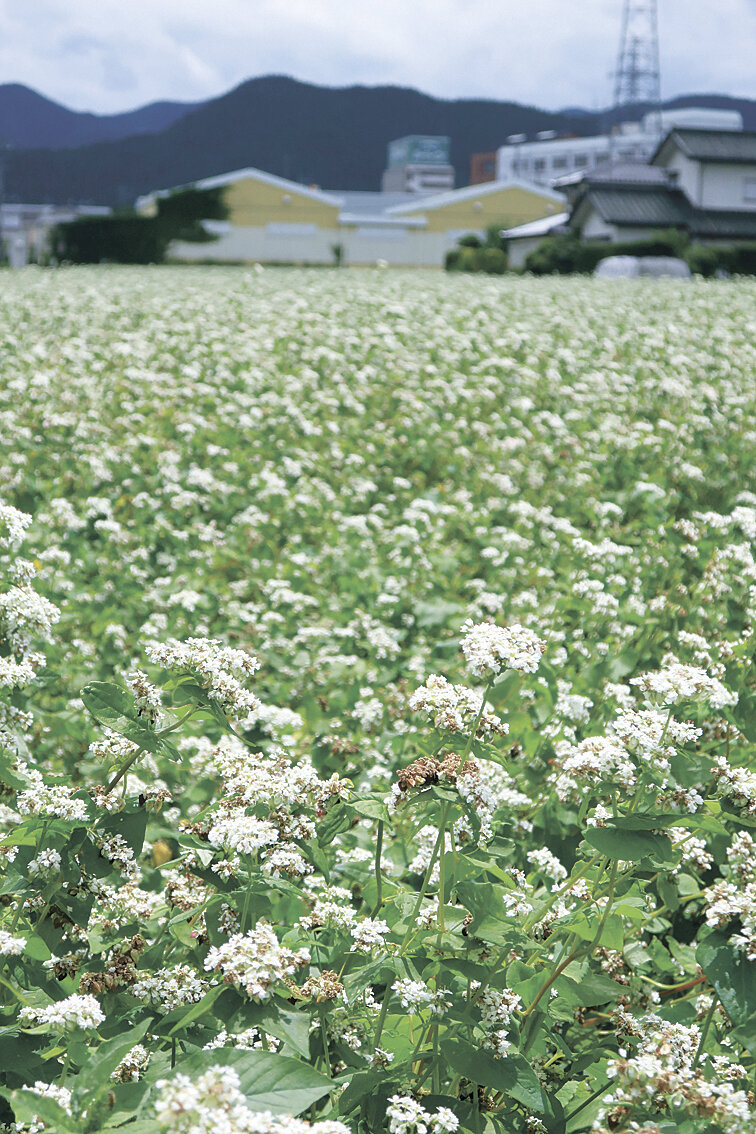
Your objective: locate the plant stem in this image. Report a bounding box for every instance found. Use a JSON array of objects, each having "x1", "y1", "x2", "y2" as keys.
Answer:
[
  {"x1": 106, "y1": 745, "x2": 146, "y2": 792},
  {"x1": 400, "y1": 804, "x2": 449, "y2": 950},
  {"x1": 319, "y1": 1010, "x2": 331, "y2": 1073},
  {"x1": 373, "y1": 983, "x2": 392, "y2": 1048},
  {"x1": 371, "y1": 820, "x2": 384, "y2": 916},
  {"x1": 692, "y1": 993, "x2": 717, "y2": 1070},
  {"x1": 563, "y1": 1080, "x2": 611, "y2": 1122}
]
